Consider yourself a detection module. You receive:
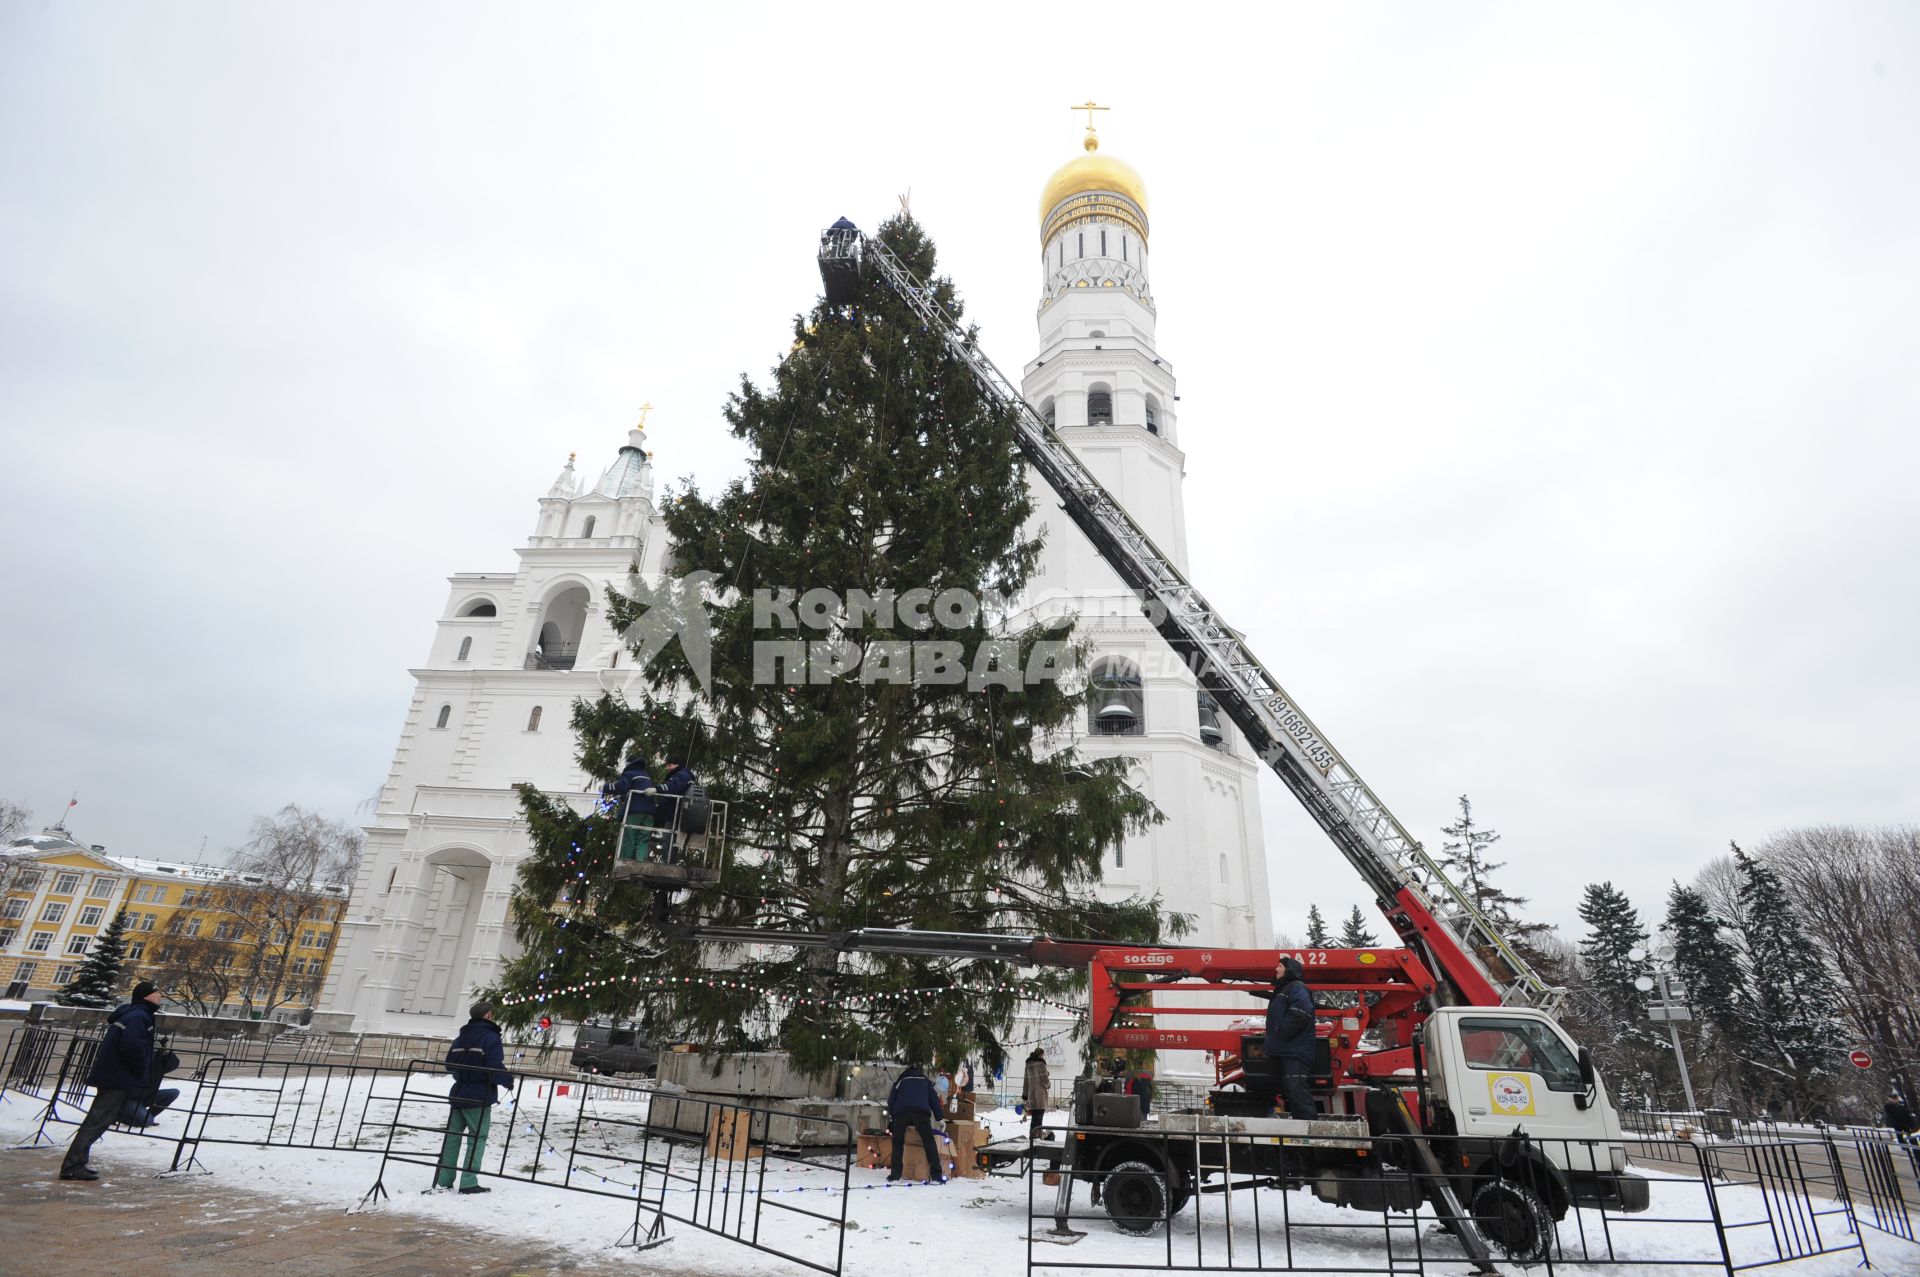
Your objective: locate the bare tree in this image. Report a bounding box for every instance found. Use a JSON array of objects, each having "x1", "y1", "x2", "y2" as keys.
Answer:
[
  {"x1": 148, "y1": 929, "x2": 240, "y2": 1016},
  {"x1": 0, "y1": 798, "x2": 30, "y2": 844},
  {"x1": 1763, "y1": 825, "x2": 1920, "y2": 1109},
  {"x1": 0, "y1": 800, "x2": 34, "y2": 898},
  {"x1": 215, "y1": 805, "x2": 362, "y2": 1019}
]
